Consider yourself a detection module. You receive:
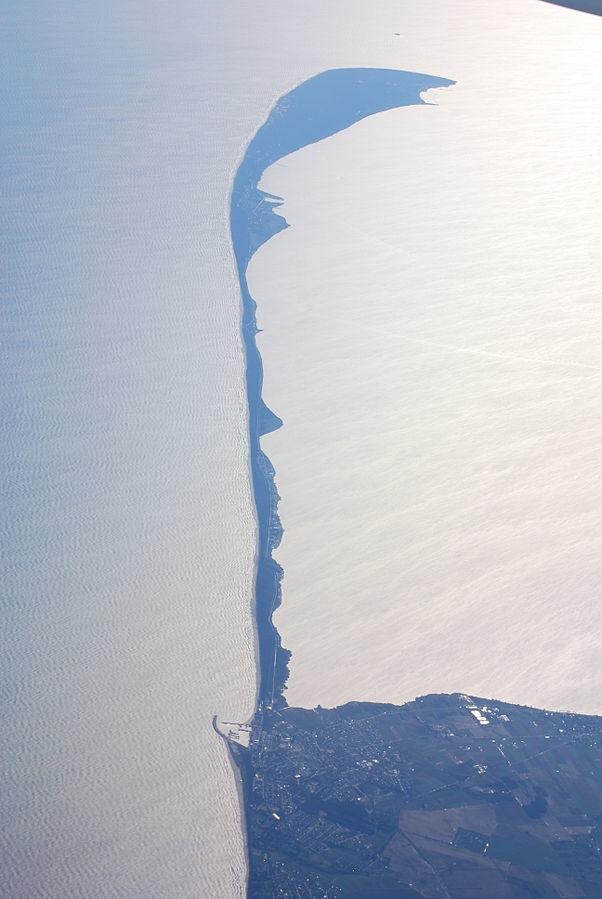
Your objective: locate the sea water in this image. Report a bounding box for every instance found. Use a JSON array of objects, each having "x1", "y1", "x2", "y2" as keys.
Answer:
[
  {"x1": 4, "y1": 1, "x2": 597, "y2": 896},
  {"x1": 251, "y1": 1, "x2": 602, "y2": 715},
  {"x1": 0, "y1": 1, "x2": 450, "y2": 895}
]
